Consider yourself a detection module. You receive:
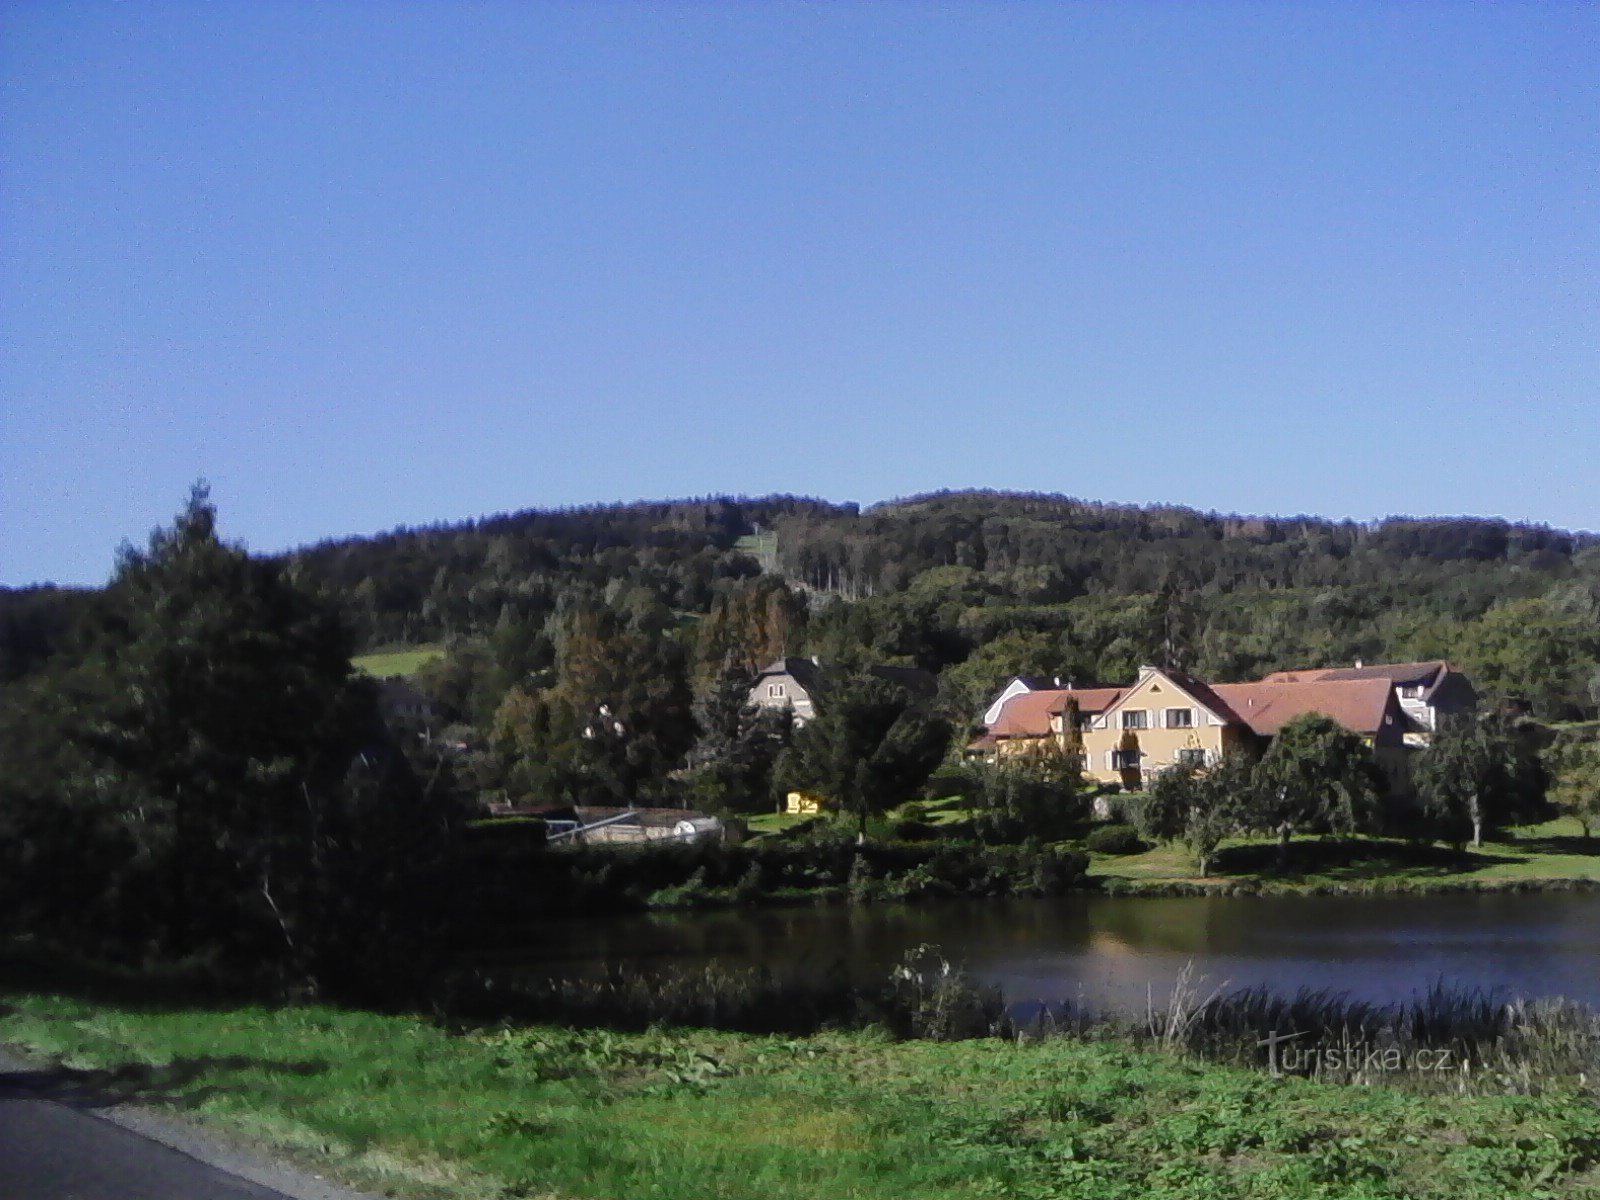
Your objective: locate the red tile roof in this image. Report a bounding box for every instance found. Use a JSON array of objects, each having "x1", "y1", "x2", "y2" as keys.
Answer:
[
  {"x1": 1207, "y1": 678, "x2": 1397, "y2": 737},
  {"x1": 987, "y1": 687, "x2": 1125, "y2": 738}
]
